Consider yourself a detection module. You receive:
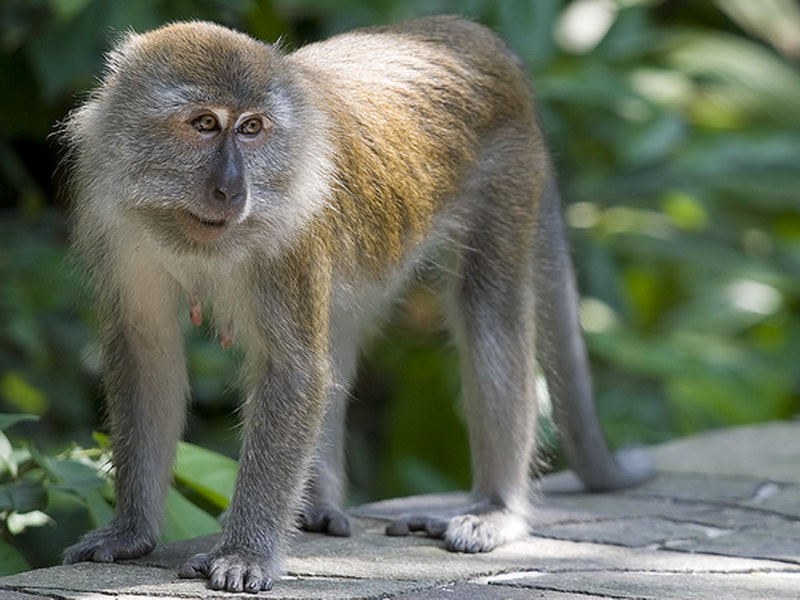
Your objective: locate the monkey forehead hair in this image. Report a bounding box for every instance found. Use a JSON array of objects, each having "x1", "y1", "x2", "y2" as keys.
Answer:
[{"x1": 104, "y1": 21, "x2": 284, "y2": 109}]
